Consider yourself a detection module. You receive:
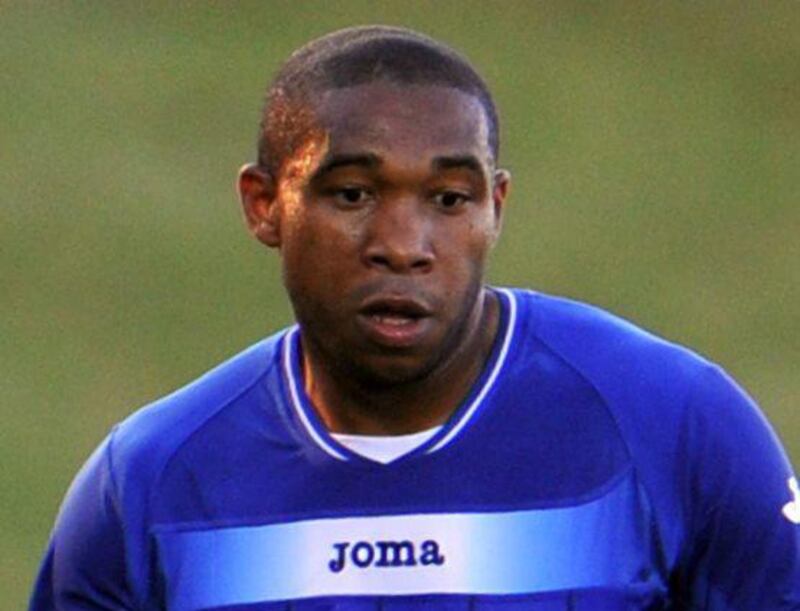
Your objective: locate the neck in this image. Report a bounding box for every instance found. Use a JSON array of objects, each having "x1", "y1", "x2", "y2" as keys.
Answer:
[{"x1": 302, "y1": 288, "x2": 501, "y2": 435}]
